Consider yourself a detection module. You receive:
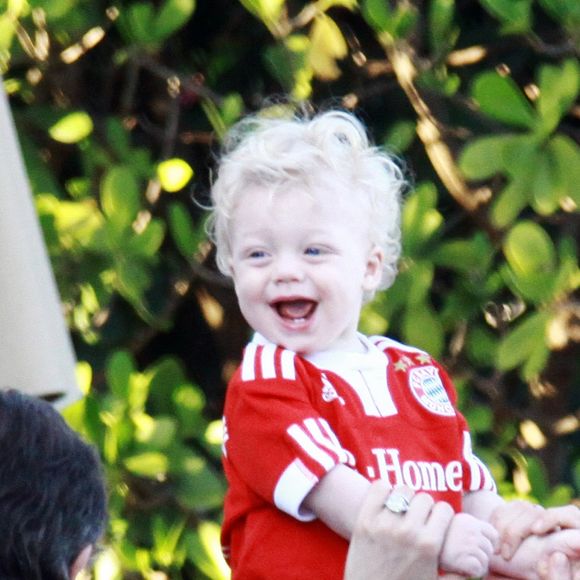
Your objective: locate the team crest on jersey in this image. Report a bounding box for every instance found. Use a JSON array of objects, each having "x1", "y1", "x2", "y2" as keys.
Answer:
[{"x1": 408, "y1": 366, "x2": 455, "y2": 416}]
